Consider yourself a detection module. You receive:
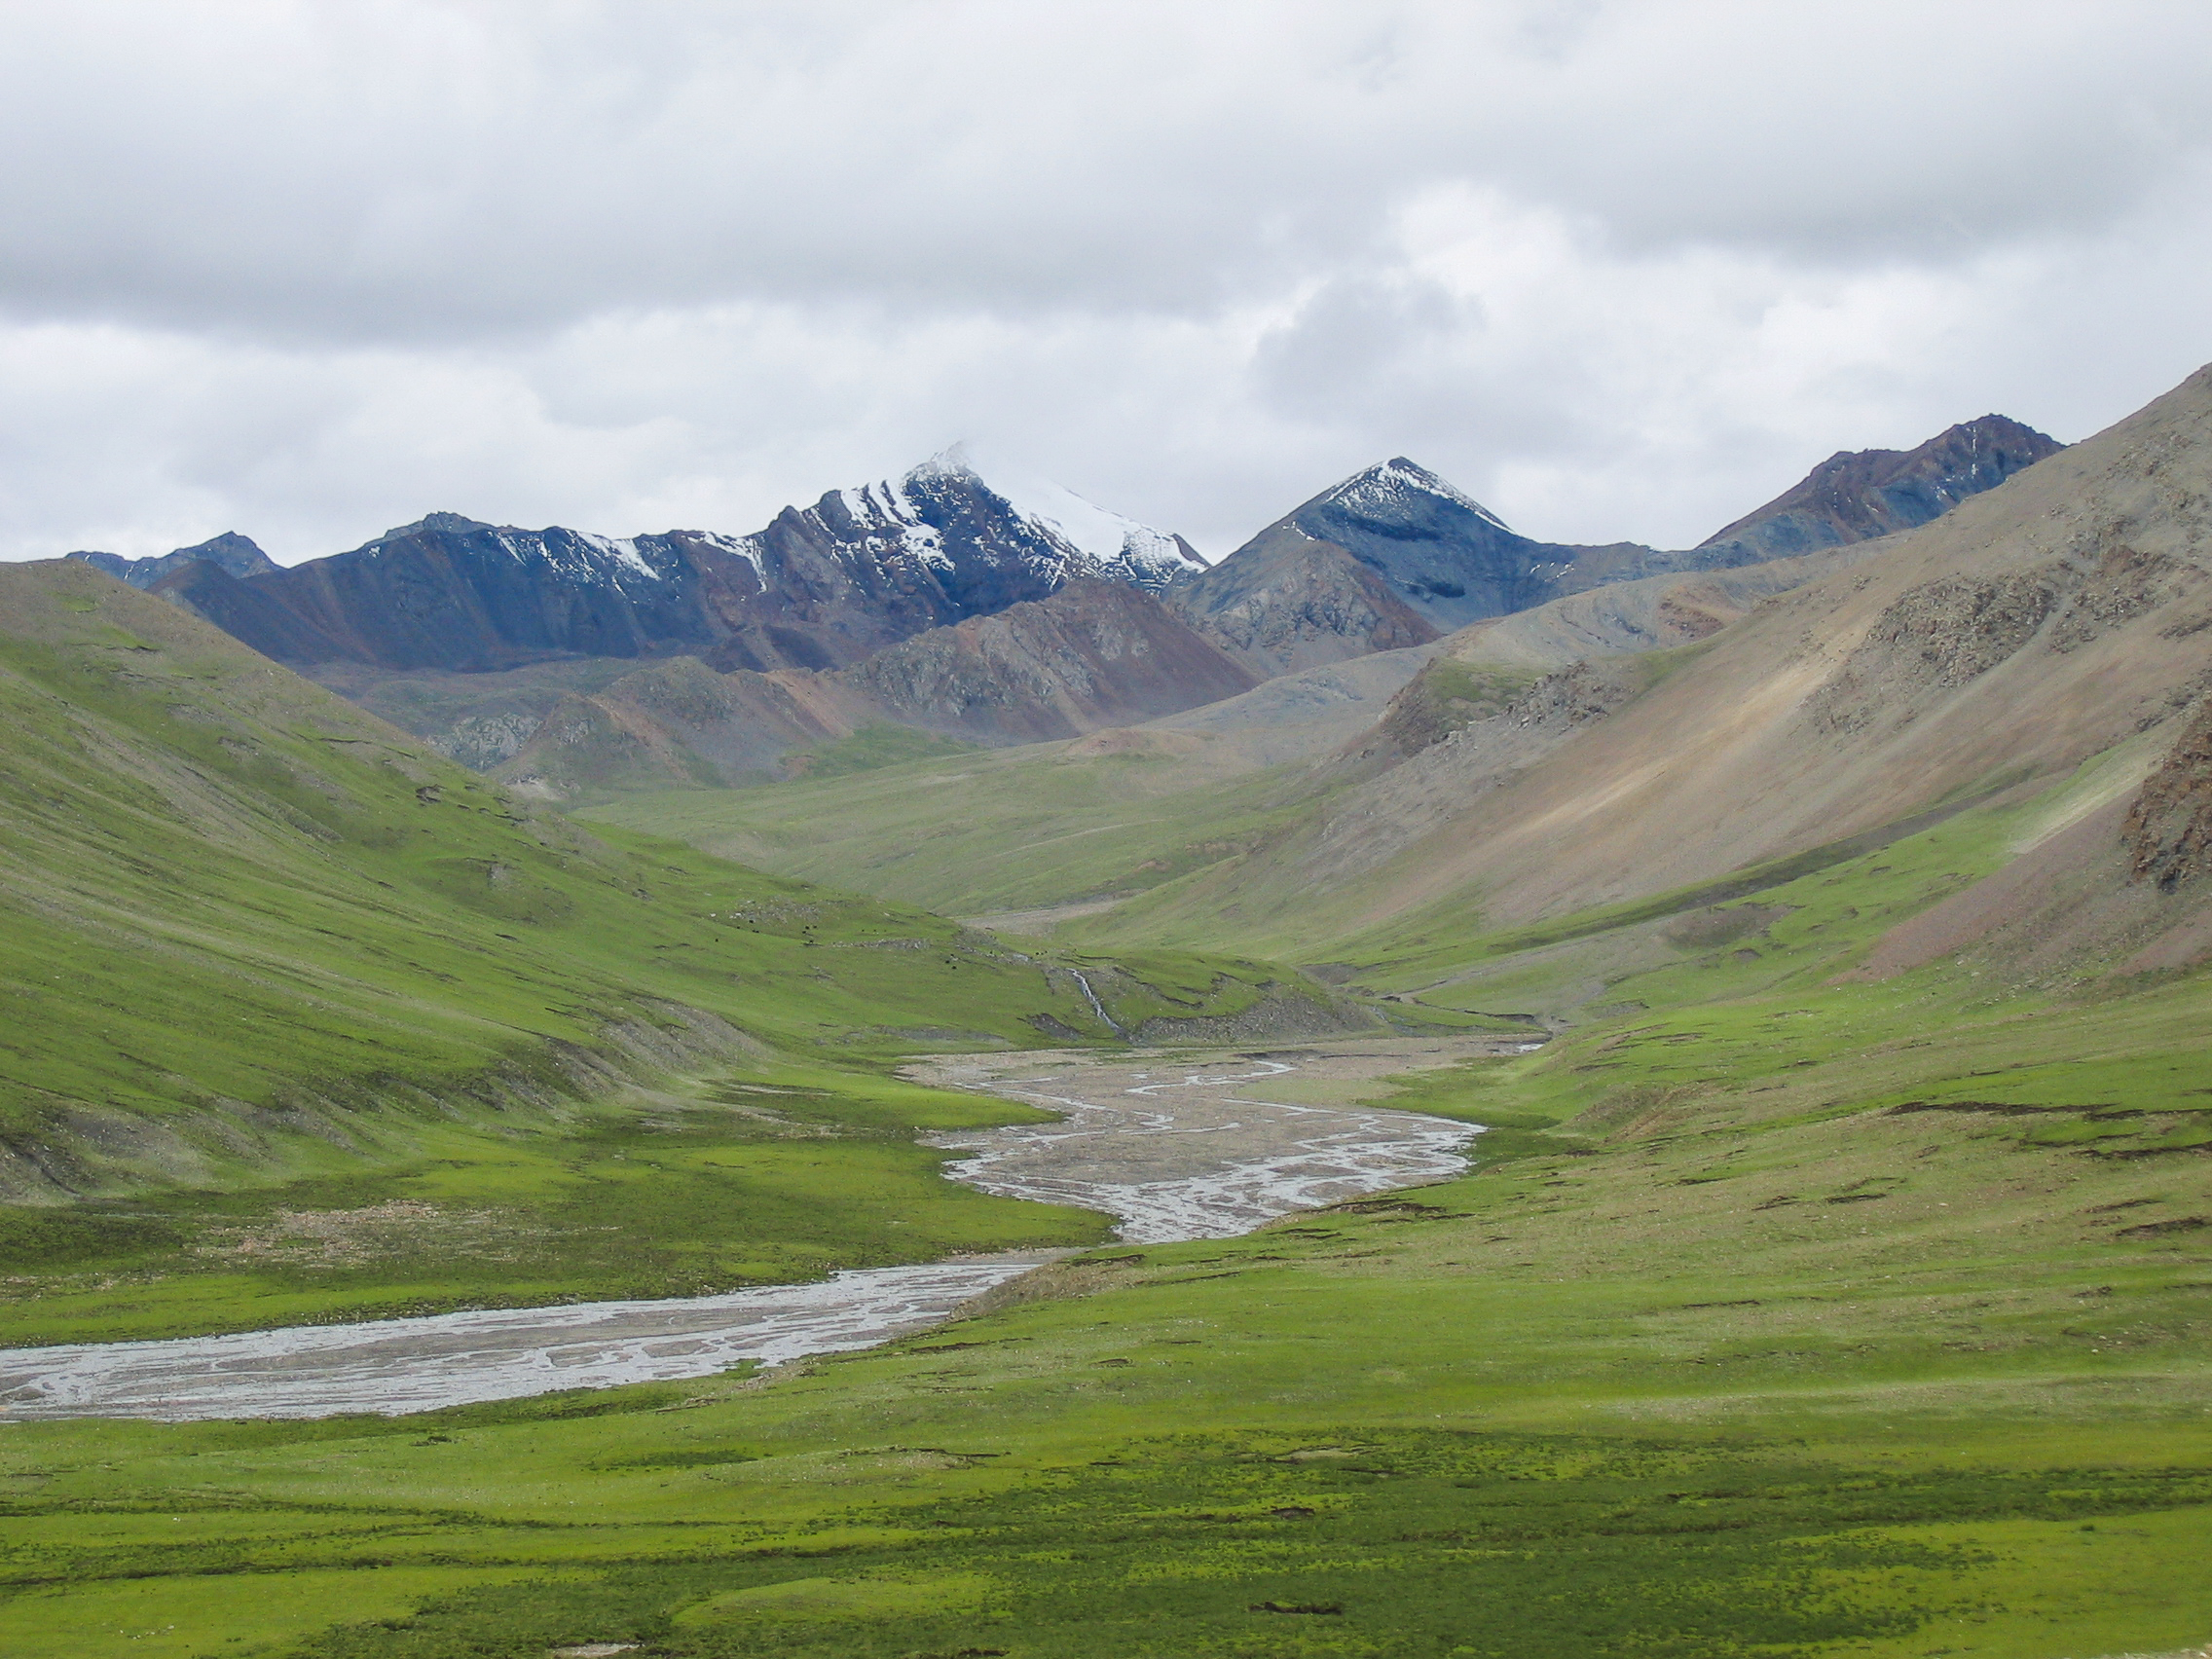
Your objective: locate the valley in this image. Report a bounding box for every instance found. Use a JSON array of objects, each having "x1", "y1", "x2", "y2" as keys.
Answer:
[{"x1": 3, "y1": 366, "x2": 2209, "y2": 1659}]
